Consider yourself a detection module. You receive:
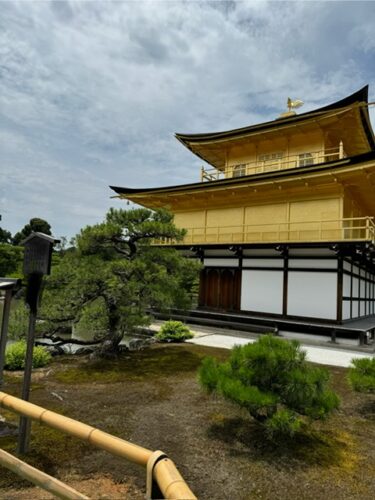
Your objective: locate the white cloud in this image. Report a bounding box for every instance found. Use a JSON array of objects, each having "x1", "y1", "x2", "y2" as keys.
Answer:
[{"x1": 0, "y1": 0, "x2": 374, "y2": 238}]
